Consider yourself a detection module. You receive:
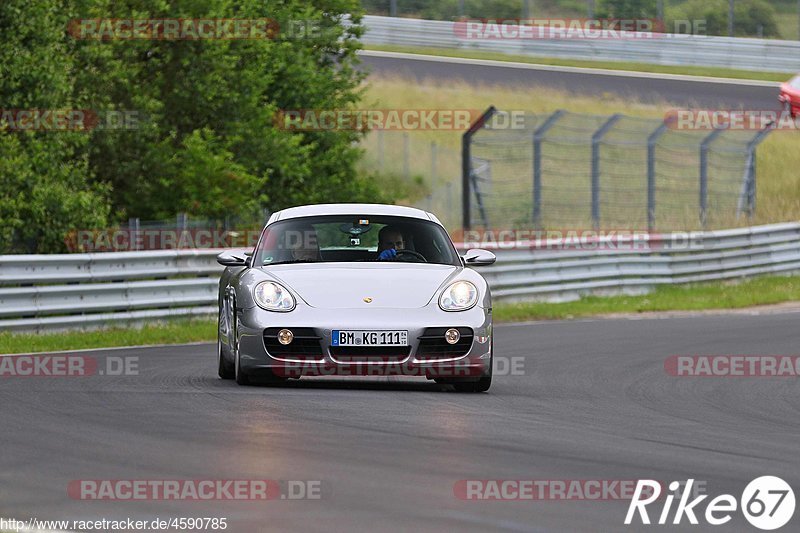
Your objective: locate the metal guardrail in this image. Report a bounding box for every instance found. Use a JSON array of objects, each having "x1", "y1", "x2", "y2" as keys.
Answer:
[
  {"x1": 2, "y1": 222, "x2": 800, "y2": 331},
  {"x1": 361, "y1": 15, "x2": 800, "y2": 73},
  {"x1": 0, "y1": 250, "x2": 223, "y2": 332}
]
